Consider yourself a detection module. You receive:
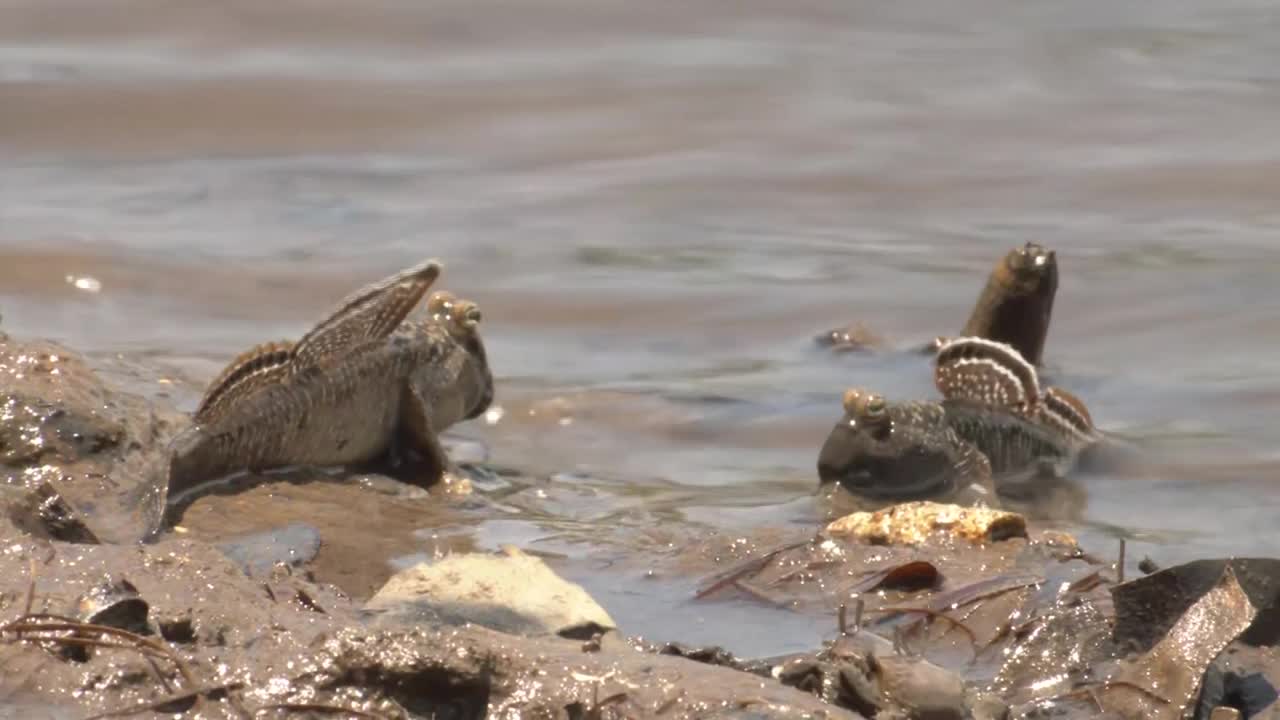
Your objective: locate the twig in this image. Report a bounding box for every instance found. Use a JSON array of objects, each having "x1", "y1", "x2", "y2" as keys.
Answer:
[
  {"x1": 1117, "y1": 538, "x2": 1127, "y2": 583},
  {"x1": 6, "y1": 634, "x2": 170, "y2": 660},
  {"x1": 143, "y1": 654, "x2": 175, "y2": 694},
  {"x1": 730, "y1": 580, "x2": 789, "y2": 608},
  {"x1": 866, "y1": 606, "x2": 978, "y2": 647},
  {"x1": 772, "y1": 560, "x2": 841, "y2": 585},
  {"x1": 1048, "y1": 680, "x2": 1170, "y2": 709},
  {"x1": 694, "y1": 540, "x2": 809, "y2": 600},
  {"x1": 253, "y1": 703, "x2": 394, "y2": 719},
  {"x1": 654, "y1": 690, "x2": 683, "y2": 716},
  {"x1": 973, "y1": 612, "x2": 1046, "y2": 661},
  {"x1": 892, "y1": 625, "x2": 910, "y2": 656},
  {"x1": 1087, "y1": 688, "x2": 1105, "y2": 713},
  {"x1": 2, "y1": 616, "x2": 197, "y2": 688},
  {"x1": 82, "y1": 682, "x2": 244, "y2": 719},
  {"x1": 837, "y1": 598, "x2": 865, "y2": 636},
  {"x1": 23, "y1": 557, "x2": 37, "y2": 617}
]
